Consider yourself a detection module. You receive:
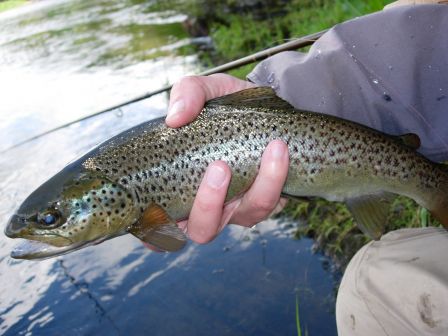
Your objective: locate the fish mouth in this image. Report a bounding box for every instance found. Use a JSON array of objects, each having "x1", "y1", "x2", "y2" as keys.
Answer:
[
  {"x1": 10, "y1": 232, "x2": 127, "y2": 260},
  {"x1": 10, "y1": 239, "x2": 91, "y2": 260}
]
